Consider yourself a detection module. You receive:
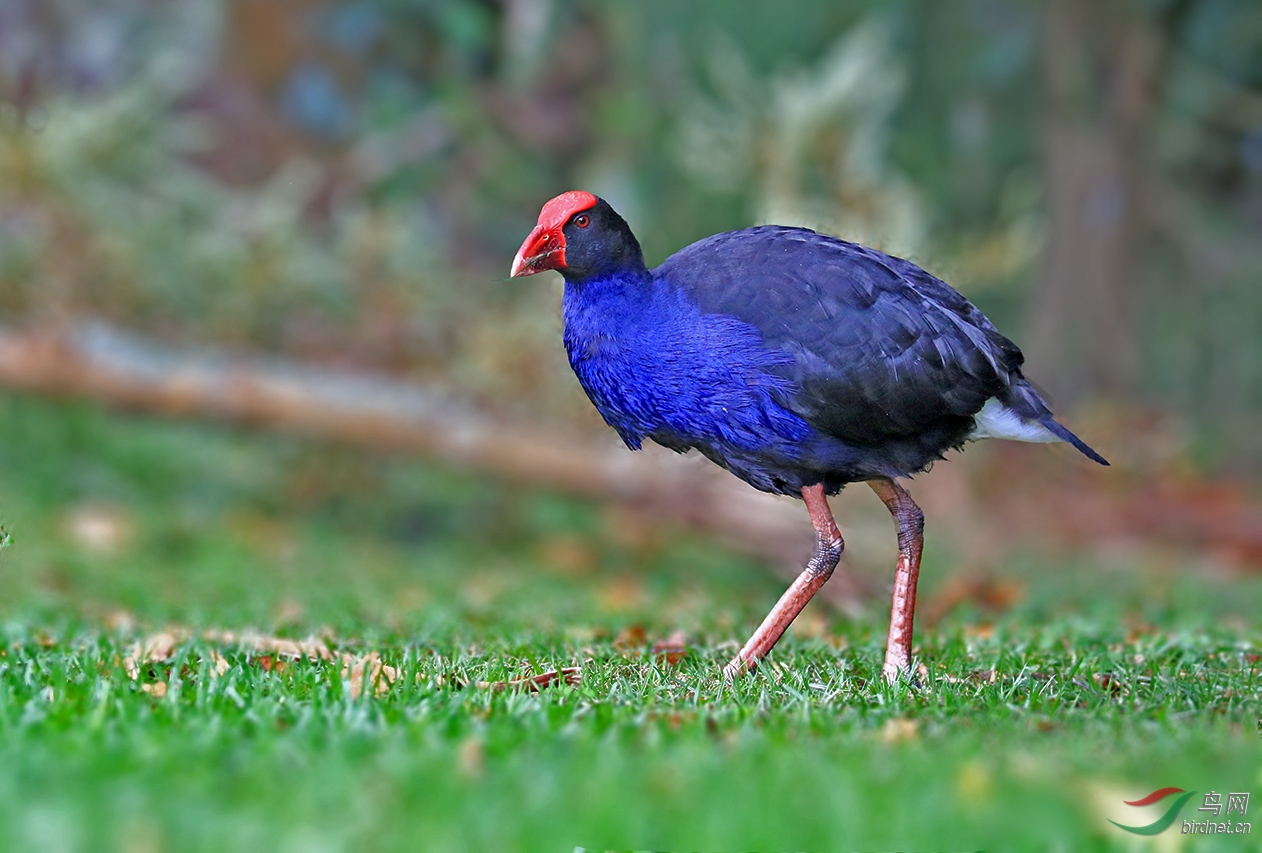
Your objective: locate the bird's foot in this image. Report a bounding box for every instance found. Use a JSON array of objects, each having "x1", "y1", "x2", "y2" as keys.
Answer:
[
  {"x1": 882, "y1": 654, "x2": 929, "y2": 691},
  {"x1": 882, "y1": 662, "x2": 908, "y2": 685},
  {"x1": 882, "y1": 649, "x2": 913, "y2": 686},
  {"x1": 722, "y1": 653, "x2": 754, "y2": 682}
]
